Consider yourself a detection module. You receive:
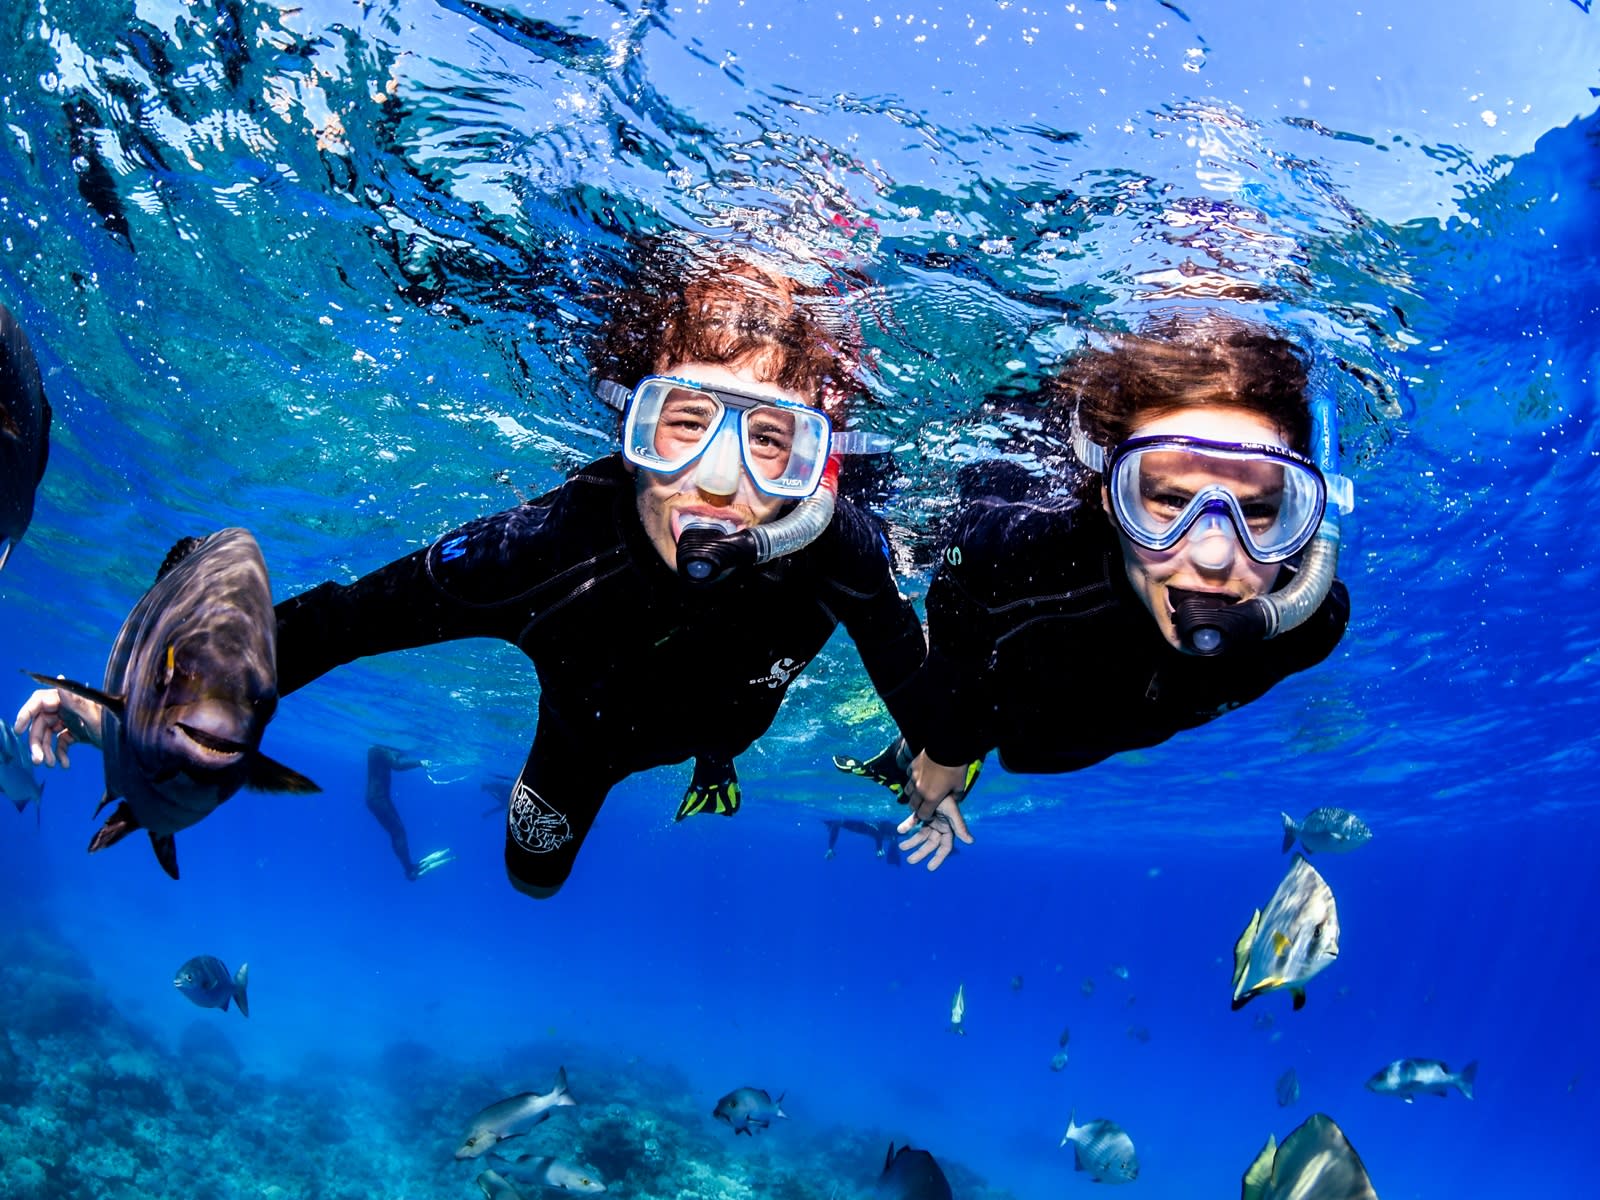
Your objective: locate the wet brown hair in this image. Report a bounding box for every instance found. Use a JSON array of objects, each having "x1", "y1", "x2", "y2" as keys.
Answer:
[
  {"x1": 1063, "y1": 313, "x2": 1312, "y2": 457},
  {"x1": 593, "y1": 241, "x2": 866, "y2": 420}
]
